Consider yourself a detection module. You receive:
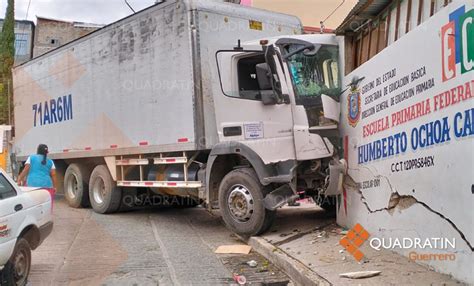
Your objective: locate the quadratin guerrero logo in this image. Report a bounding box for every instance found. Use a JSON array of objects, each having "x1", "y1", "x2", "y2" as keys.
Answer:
[
  {"x1": 339, "y1": 223, "x2": 370, "y2": 261},
  {"x1": 340, "y1": 223, "x2": 457, "y2": 262},
  {"x1": 441, "y1": 5, "x2": 473, "y2": 82},
  {"x1": 369, "y1": 237, "x2": 457, "y2": 262}
]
